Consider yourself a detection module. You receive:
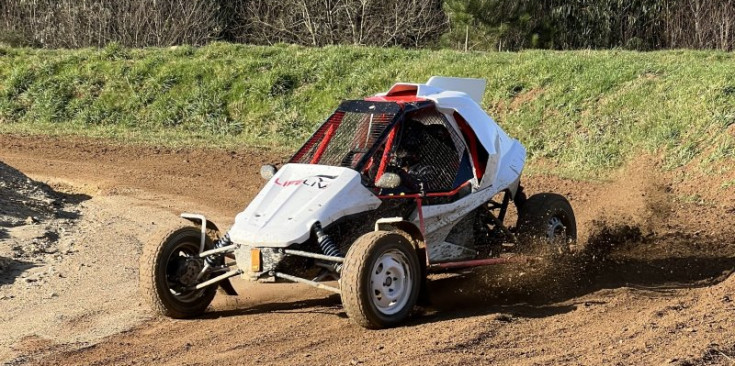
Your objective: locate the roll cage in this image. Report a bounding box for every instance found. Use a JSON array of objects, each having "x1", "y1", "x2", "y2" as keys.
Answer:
[{"x1": 289, "y1": 100, "x2": 484, "y2": 198}]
